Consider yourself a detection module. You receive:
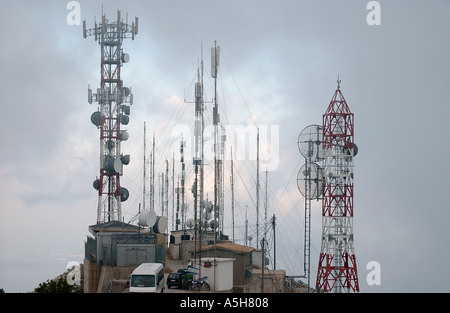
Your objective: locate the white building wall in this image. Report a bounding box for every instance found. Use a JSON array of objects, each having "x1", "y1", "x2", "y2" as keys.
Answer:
[{"x1": 196, "y1": 257, "x2": 235, "y2": 291}]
